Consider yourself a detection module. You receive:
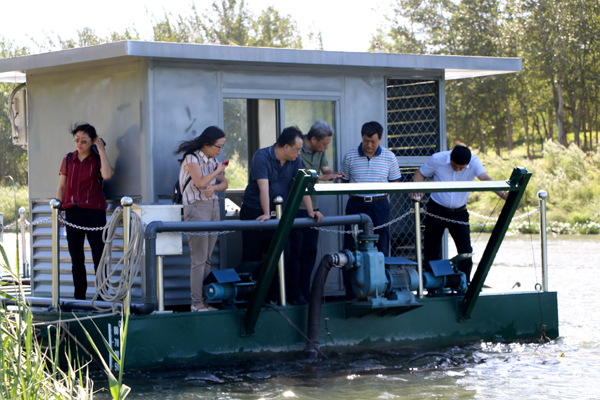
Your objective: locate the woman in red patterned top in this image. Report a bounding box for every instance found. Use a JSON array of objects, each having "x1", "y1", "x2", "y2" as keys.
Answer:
[
  {"x1": 56, "y1": 123, "x2": 113, "y2": 300},
  {"x1": 174, "y1": 126, "x2": 228, "y2": 312}
]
